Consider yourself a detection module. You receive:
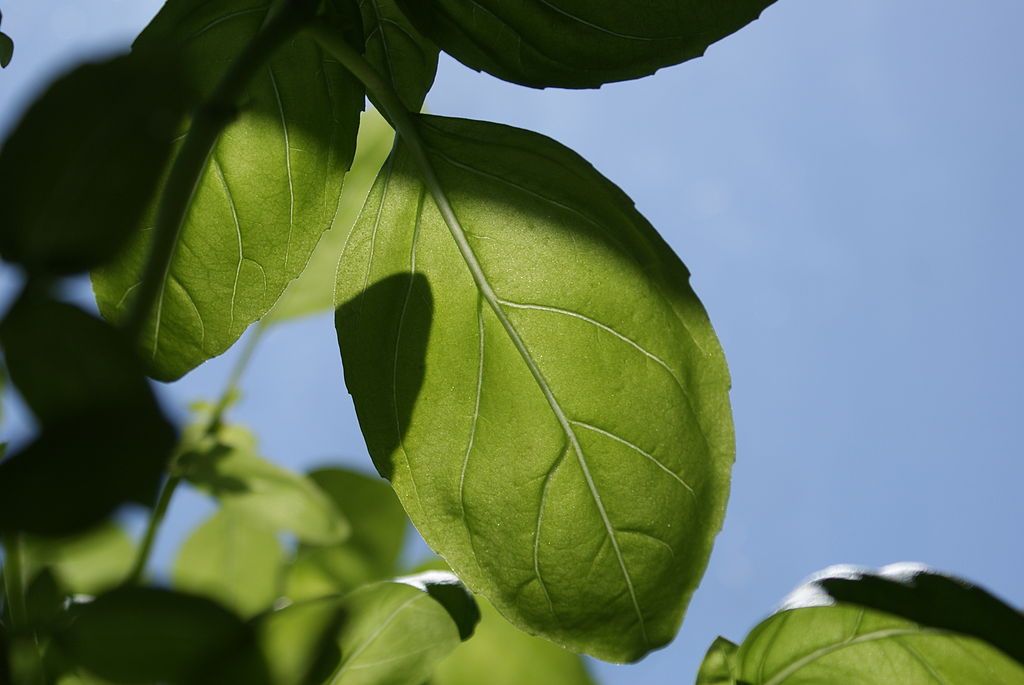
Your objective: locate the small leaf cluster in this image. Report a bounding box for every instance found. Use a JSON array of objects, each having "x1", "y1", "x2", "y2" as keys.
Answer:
[{"x1": 0, "y1": 0, "x2": 1021, "y2": 683}]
